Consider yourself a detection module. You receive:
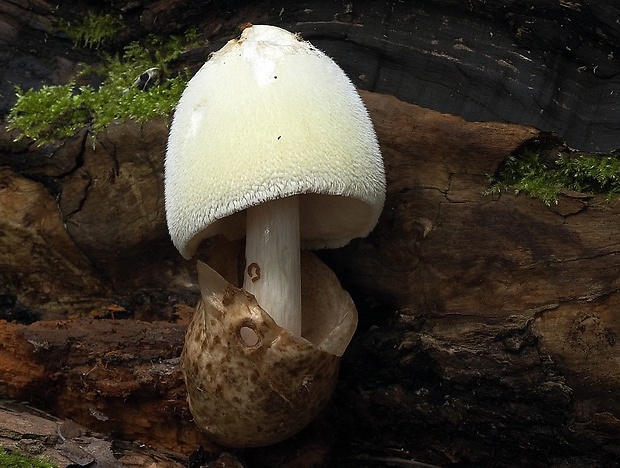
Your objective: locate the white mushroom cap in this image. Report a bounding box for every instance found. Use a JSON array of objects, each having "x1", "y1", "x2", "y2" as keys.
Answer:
[{"x1": 165, "y1": 24, "x2": 386, "y2": 259}]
